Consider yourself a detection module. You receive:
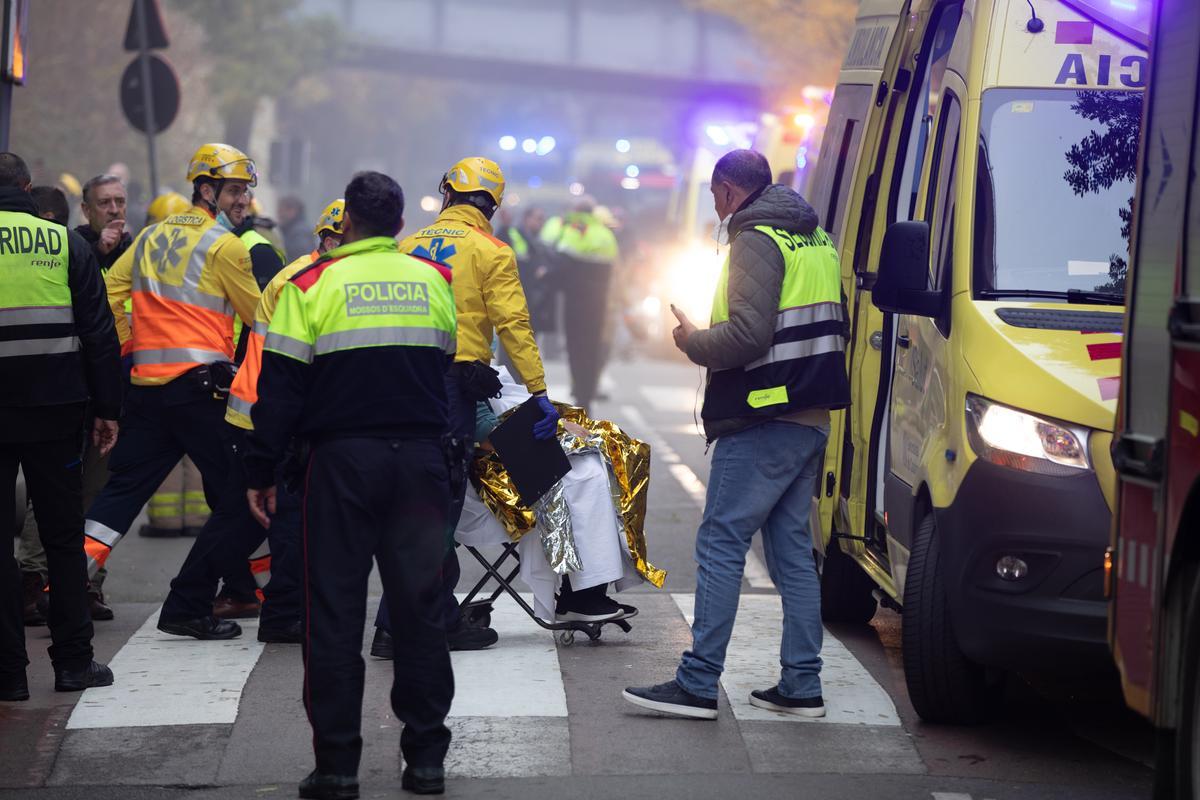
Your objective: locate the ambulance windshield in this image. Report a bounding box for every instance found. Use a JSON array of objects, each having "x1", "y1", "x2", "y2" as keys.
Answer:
[{"x1": 974, "y1": 88, "x2": 1142, "y2": 299}]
